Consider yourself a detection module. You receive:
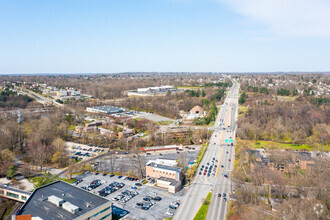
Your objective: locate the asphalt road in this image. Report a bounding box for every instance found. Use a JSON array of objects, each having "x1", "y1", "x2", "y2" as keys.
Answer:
[
  {"x1": 207, "y1": 81, "x2": 239, "y2": 220},
  {"x1": 173, "y1": 81, "x2": 240, "y2": 220}
]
